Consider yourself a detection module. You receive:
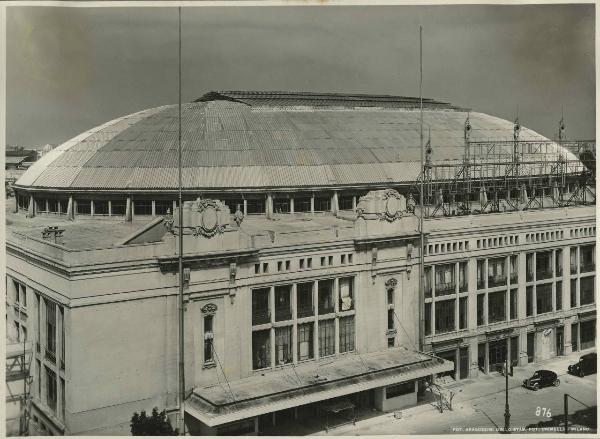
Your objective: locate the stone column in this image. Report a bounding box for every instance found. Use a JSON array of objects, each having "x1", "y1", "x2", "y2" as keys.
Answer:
[
  {"x1": 108, "y1": 200, "x2": 112, "y2": 217},
  {"x1": 266, "y1": 194, "x2": 273, "y2": 219},
  {"x1": 290, "y1": 197, "x2": 294, "y2": 214},
  {"x1": 27, "y1": 194, "x2": 35, "y2": 218},
  {"x1": 352, "y1": 195, "x2": 357, "y2": 211},
  {"x1": 243, "y1": 199, "x2": 248, "y2": 217},
  {"x1": 332, "y1": 191, "x2": 339, "y2": 216},
  {"x1": 13, "y1": 194, "x2": 18, "y2": 213},
  {"x1": 310, "y1": 193, "x2": 315, "y2": 215},
  {"x1": 125, "y1": 197, "x2": 132, "y2": 222},
  {"x1": 151, "y1": 200, "x2": 156, "y2": 217},
  {"x1": 90, "y1": 200, "x2": 95, "y2": 217},
  {"x1": 67, "y1": 196, "x2": 74, "y2": 221}
]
